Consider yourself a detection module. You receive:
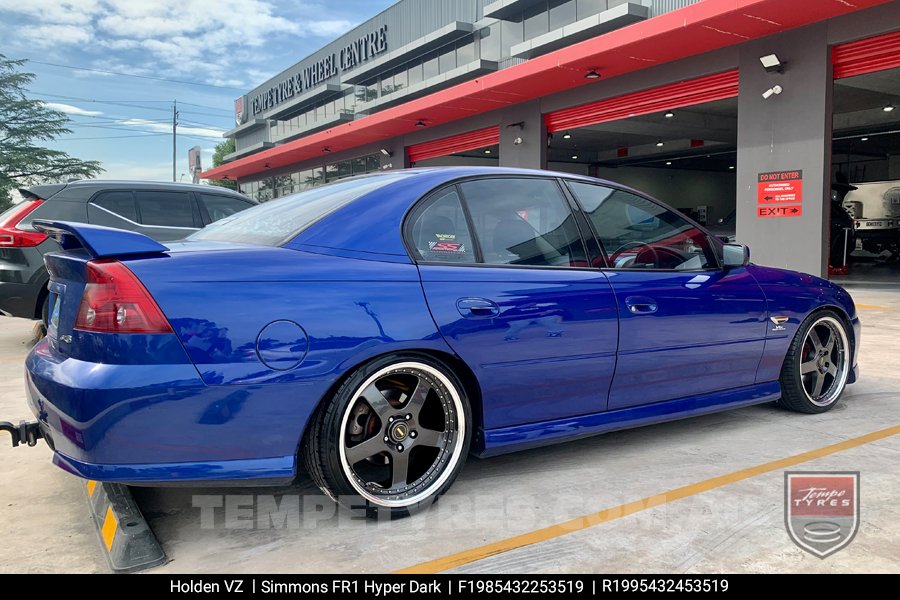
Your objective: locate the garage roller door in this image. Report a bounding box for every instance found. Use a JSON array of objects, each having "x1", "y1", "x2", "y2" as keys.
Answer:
[
  {"x1": 833, "y1": 30, "x2": 900, "y2": 79},
  {"x1": 407, "y1": 126, "x2": 500, "y2": 164},
  {"x1": 544, "y1": 70, "x2": 739, "y2": 133}
]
